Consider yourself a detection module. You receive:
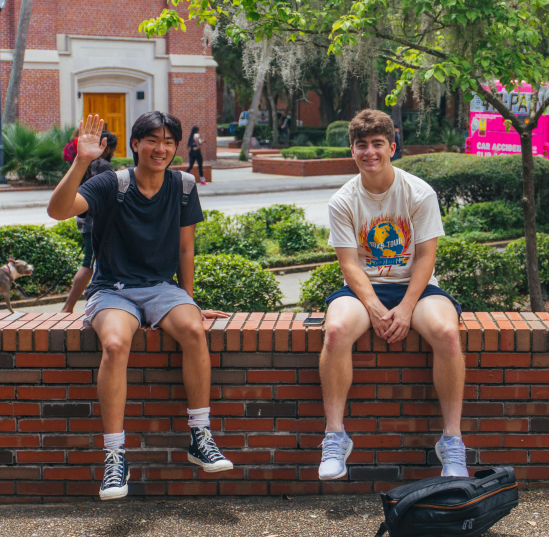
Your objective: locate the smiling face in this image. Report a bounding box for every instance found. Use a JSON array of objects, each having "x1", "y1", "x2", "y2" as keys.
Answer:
[
  {"x1": 351, "y1": 133, "x2": 396, "y2": 176},
  {"x1": 131, "y1": 126, "x2": 178, "y2": 173}
]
